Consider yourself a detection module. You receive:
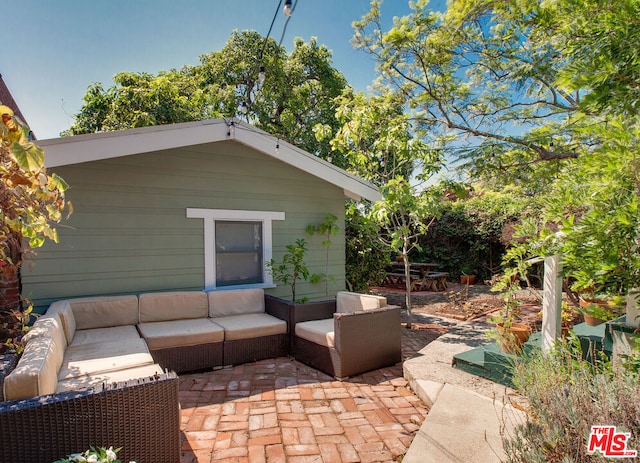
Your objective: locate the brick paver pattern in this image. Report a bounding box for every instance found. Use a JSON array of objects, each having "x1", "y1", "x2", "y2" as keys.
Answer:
[{"x1": 179, "y1": 322, "x2": 448, "y2": 463}]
